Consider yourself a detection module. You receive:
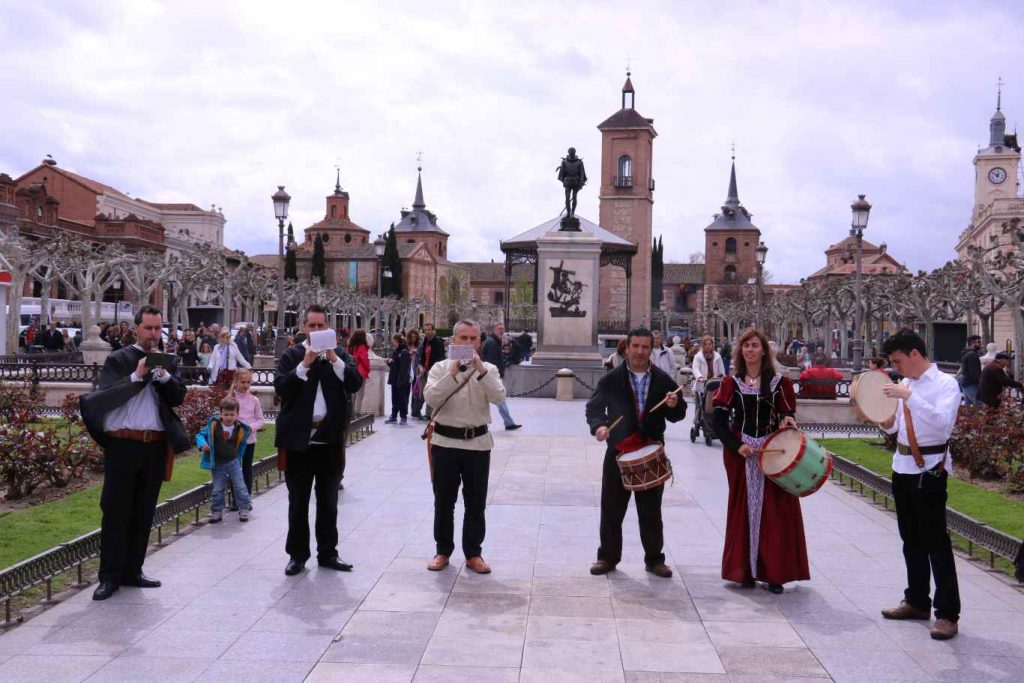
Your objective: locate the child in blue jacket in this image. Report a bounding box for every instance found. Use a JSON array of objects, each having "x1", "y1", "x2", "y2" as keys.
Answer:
[{"x1": 197, "y1": 396, "x2": 253, "y2": 522}]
